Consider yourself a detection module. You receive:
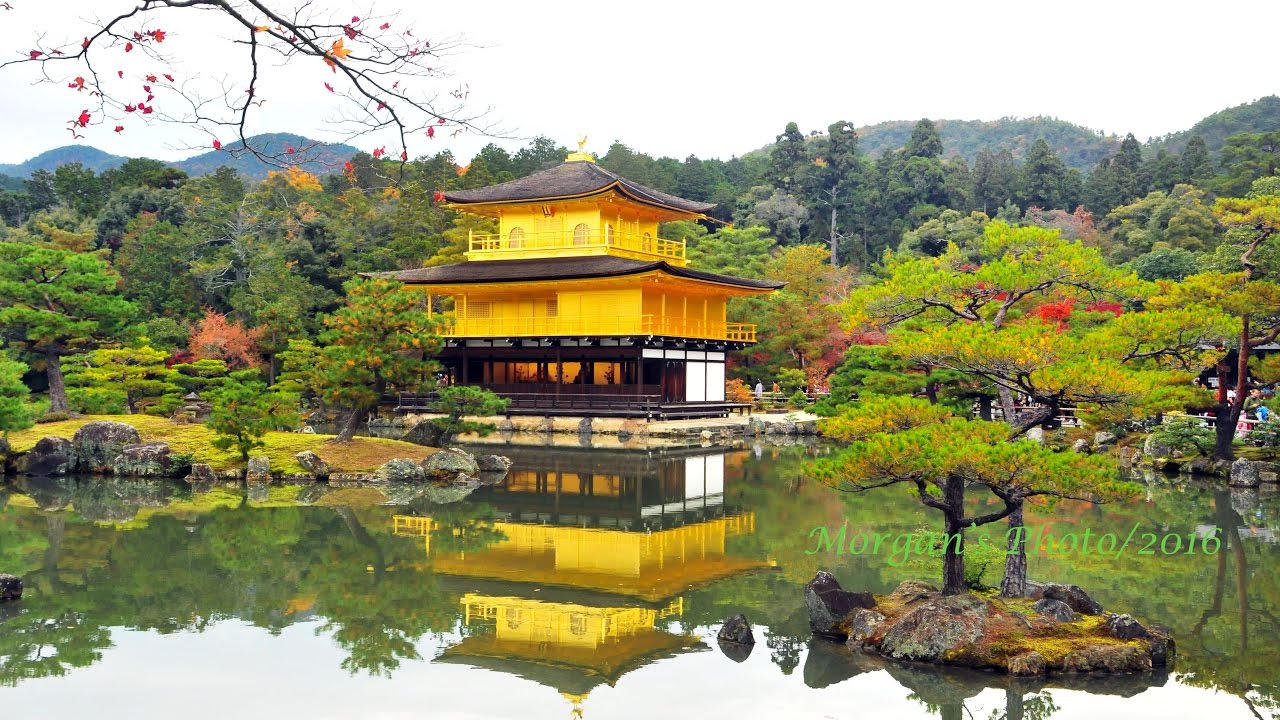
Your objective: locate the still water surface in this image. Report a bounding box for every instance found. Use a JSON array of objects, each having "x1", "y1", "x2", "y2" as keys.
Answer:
[{"x1": 0, "y1": 443, "x2": 1276, "y2": 719}]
